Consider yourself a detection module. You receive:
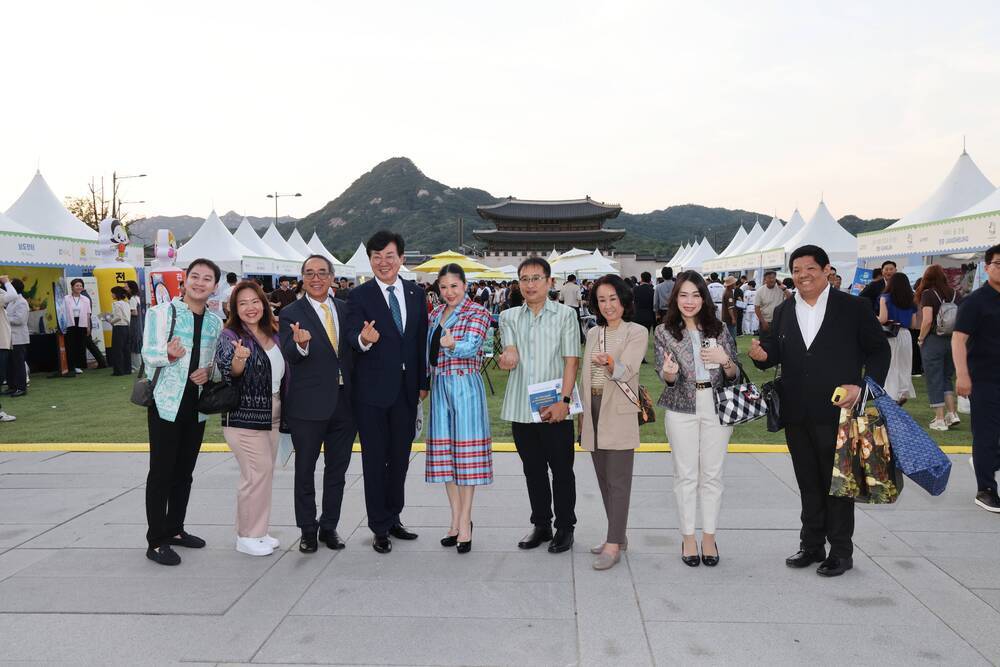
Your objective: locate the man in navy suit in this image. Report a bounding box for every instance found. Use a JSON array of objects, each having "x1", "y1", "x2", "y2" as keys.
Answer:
[
  {"x1": 279, "y1": 254, "x2": 357, "y2": 553},
  {"x1": 347, "y1": 231, "x2": 429, "y2": 553}
]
